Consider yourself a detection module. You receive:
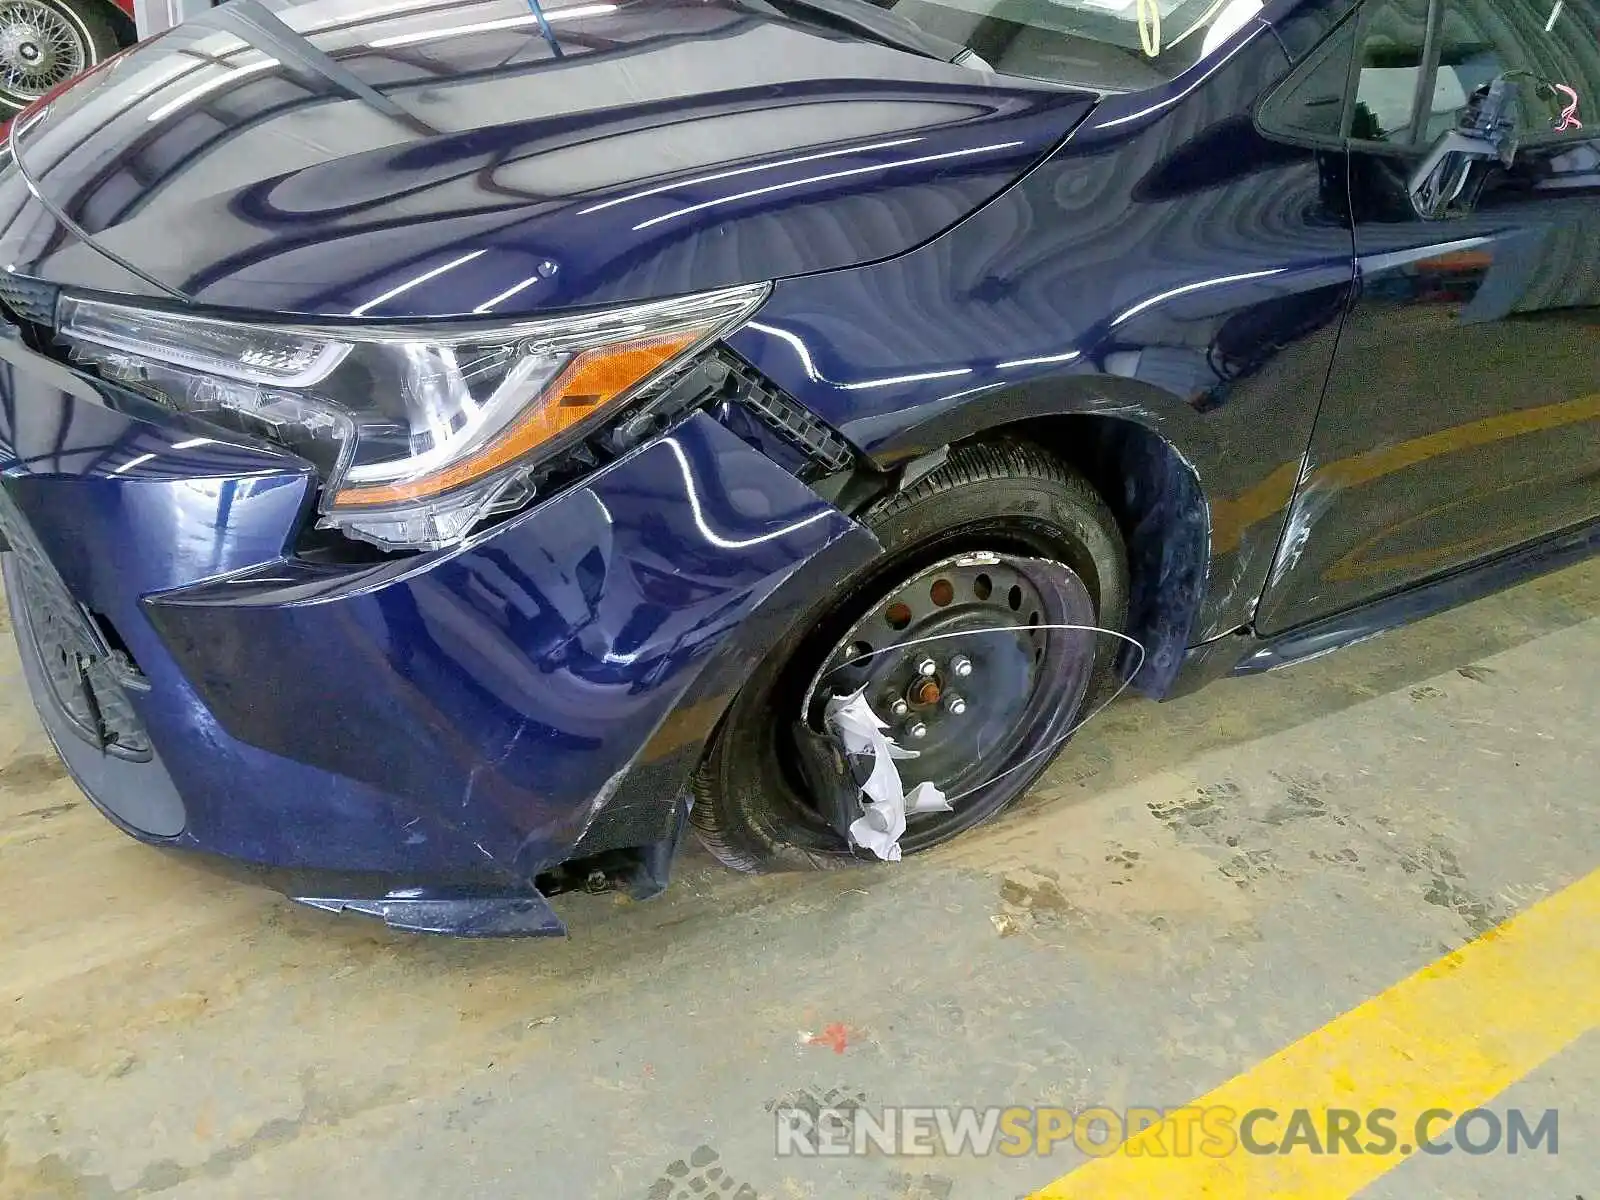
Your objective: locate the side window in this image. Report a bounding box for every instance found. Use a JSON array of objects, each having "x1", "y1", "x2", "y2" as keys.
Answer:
[
  {"x1": 1353, "y1": 0, "x2": 1600, "y2": 146},
  {"x1": 1351, "y1": 0, "x2": 1431, "y2": 141},
  {"x1": 1418, "y1": 5, "x2": 1514, "y2": 140},
  {"x1": 1258, "y1": 15, "x2": 1360, "y2": 140},
  {"x1": 1262, "y1": 0, "x2": 1600, "y2": 147}
]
